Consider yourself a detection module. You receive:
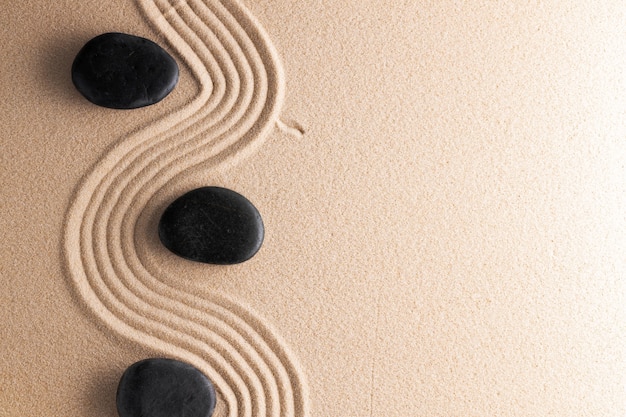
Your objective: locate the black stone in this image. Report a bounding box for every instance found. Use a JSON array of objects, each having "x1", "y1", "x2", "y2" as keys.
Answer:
[
  {"x1": 117, "y1": 358, "x2": 216, "y2": 417},
  {"x1": 159, "y1": 186, "x2": 264, "y2": 265},
  {"x1": 71, "y1": 32, "x2": 179, "y2": 109}
]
